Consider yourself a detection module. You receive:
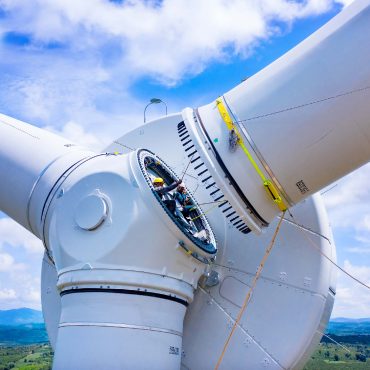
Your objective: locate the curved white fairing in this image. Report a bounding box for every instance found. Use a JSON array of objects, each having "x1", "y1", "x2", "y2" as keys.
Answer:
[
  {"x1": 196, "y1": 0, "x2": 370, "y2": 231},
  {"x1": 41, "y1": 150, "x2": 216, "y2": 370},
  {"x1": 105, "y1": 114, "x2": 336, "y2": 369},
  {"x1": 0, "y1": 114, "x2": 94, "y2": 238}
]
